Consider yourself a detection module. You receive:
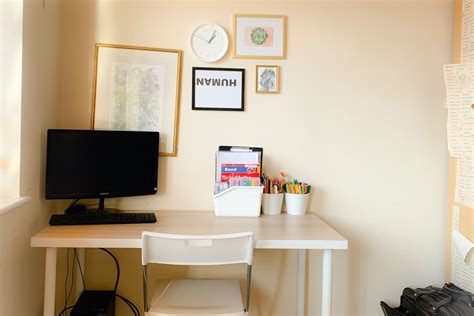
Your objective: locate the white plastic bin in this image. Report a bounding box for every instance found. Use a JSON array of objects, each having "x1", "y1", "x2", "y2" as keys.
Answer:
[{"x1": 213, "y1": 186, "x2": 263, "y2": 217}]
